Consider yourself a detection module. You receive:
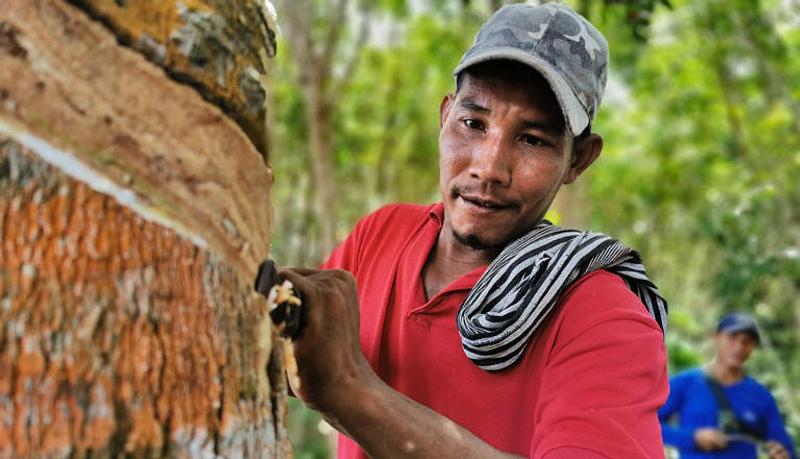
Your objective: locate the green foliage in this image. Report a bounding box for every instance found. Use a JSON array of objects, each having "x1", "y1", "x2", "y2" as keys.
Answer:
[
  {"x1": 287, "y1": 398, "x2": 333, "y2": 458},
  {"x1": 587, "y1": 0, "x2": 800, "y2": 444}
]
